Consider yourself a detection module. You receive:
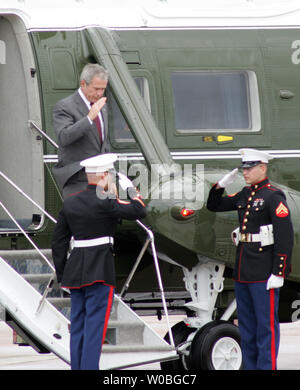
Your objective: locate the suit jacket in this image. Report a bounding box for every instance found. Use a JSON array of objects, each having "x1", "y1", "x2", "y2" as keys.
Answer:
[
  {"x1": 51, "y1": 185, "x2": 147, "y2": 288},
  {"x1": 52, "y1": 91, "x2": 110, "y2": 192},
  {"x1": 207, "y1": 178, "x2": 293, "y2": 282}
]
